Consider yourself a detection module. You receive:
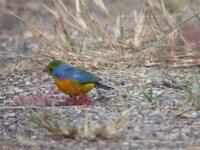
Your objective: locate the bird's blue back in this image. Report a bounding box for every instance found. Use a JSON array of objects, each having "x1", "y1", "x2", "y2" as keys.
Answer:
[{"x1": 52, "y1": 63, "x2": 101, "y2": 83}]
